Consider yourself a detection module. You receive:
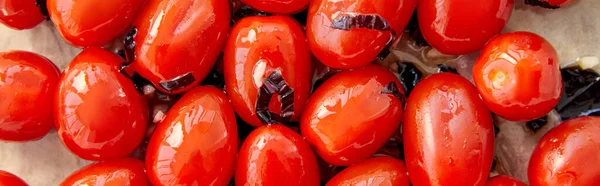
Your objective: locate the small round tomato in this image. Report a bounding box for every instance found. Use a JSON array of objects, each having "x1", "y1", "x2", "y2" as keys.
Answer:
[
  {"x1": 0, "y1": 0, "x2": 45, "y2": 30},
  {"x1": 0, "y1": 51, "x2": 59, "y2": 142},
  {"x1": 307, "y1": 0, "x2": 416, "y2": 69},
  {"x1": 241, "y1": 0, "x2": 309, "y2": 14},
  {"x1": 0, "y1": 170, "x2": 28, "y2": 186},
  {"x1": 146, "y1": 86, "x2": 238, "y2": 186},
  {"x1": 418, "y1": 0, "x2": 514, "y2": 55},
  {"x1": 55, "y1": 48, "x2": 148, "y2": 160},
  {"x1": 60, "y1": 158, "x2": 148, "y2": 186},
  {"x1": 301, "y1": 65, "x2": 404, "y2": 166},
  {"x1": 326, "y1": 156, "x2": 410, "y2": 186},
  {"x1": 236, "y1": 124, "x2": 320, "y2": 186},
  {"x1": 403, "y1": 73, "x2": 494, "y2": 186},
  {"x1": 486, "y1": 175, "x2": 527, "y2": 186},
  {"x1": 528, "y1": 116, "x2": 600, "y2": 186},
  {"x1": 224, "y1": 16, "x2": 311, "y2": 127},
  {"x1": 127, "y1": 0, "x2": 230, "y2": 94},
  {"x1": 473, "y1": 32, "x2": 562, "y2": 121}
]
